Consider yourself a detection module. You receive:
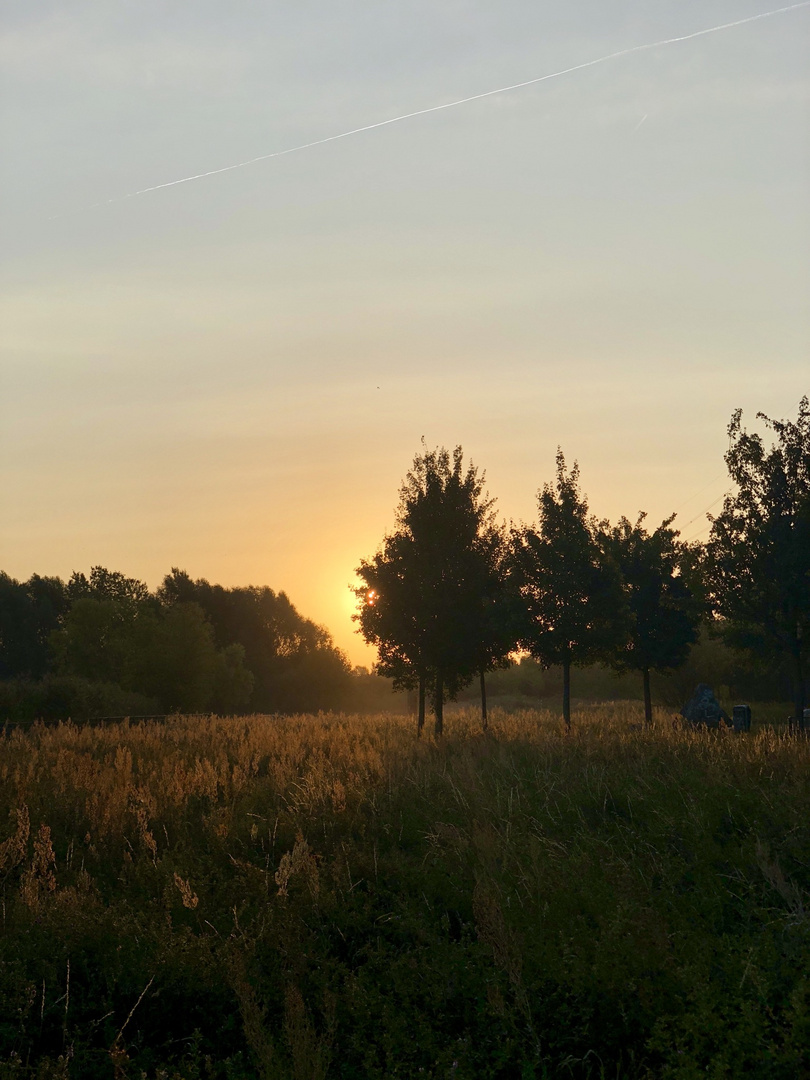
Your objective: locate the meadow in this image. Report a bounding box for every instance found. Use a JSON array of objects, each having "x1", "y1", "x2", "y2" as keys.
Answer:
[{"x1": 1, "y1": 707, "x2": 808, "y2": 1079}]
